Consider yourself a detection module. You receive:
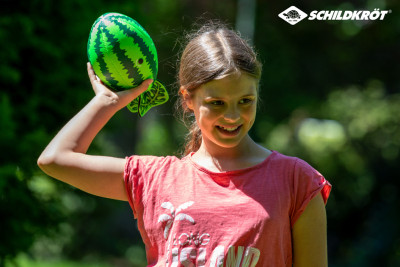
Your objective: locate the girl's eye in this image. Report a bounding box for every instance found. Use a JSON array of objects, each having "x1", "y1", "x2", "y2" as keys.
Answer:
[
  {"x1": 239, "y1": 98, "x2": 253, "y2": 104},
  {"x1": 210, "y1": 100, "x2": 224, "y2": 106}
]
